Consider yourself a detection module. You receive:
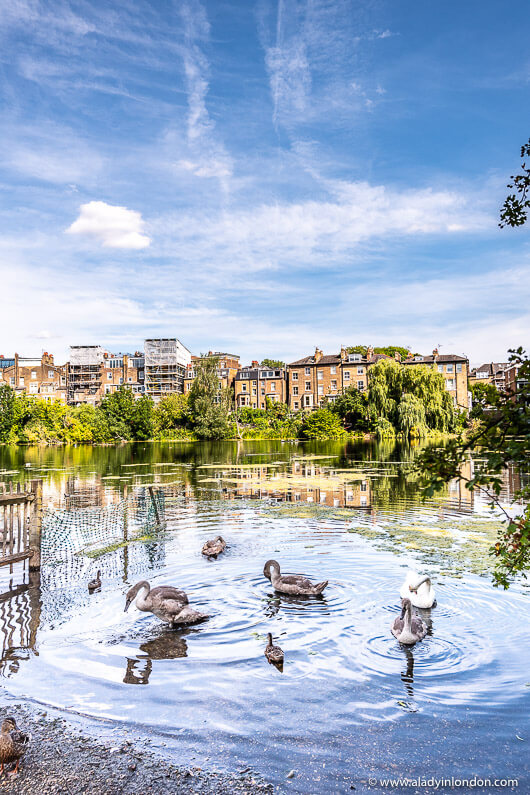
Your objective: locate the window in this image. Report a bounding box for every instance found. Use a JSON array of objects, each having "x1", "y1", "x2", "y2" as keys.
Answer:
[
  {"x1": 317, "y1": 370, "x2": 323, "y2": 381},
  {"x1": 261, "y1": 388, "x2": 265, "y2": 395},
  {"x1": 331, "y1": 380, "x2": 337, "y2": 390},
  {"x1": 19, "y1": 377, "x2": 24, "y2": 386},
  {"x1": 119, "y1": 377, "x2": 123, "y2": 384},
  {"x1": 61, "y1": 377, "x2": 66, "y2": 385},
  {"x1": 29, "y1": 383, "x2": 38, "y2": 393},
  {"x1": 446, "y1": 363, "x2": 454, "y2": 373},
  {"x1": 318, "y1": 385, "x2": 323, "y2": 395},
  {"x1": 270, "y1": 382, "x2": 275, "y2": 391},
  {"x1": 31, "y1": 370, "x2": 37, "y2": 379},
  {"x1": 446, "y1": 379, "x2": 455, "y2": 390},
  {"x1": 330, "y1": 366, "x2": 336, "y2": 374},
  {"x1": 344, "y1": 371, "x2": 350, "y2": 380},
  {"x1": 358, "y1": 381, "x2": 364, "y2": 391},
  {"x1": 293, "y1": 386, "x2": 299, "y2": 396},
  {"x1": 292, "y1": 371, "x2": 298, "y2": 380},
  {"x1": 477, "y1": 370, "x2": 488, "y2": 379},
  {"x1": 242, "y1": 383, "x2": 247, "y2": 392},
  {"x1": 456, "y1": 363, "x2": 462, "y2": 373},
  {"x1": 128, "y1": 377, "x2": 132, "y2": 382},
  {"x1": 305, "y1": 381, "x2": 311, "y2": 391},
  {"x1": 361, "y1": 481, "x2": 367, "y2": 492},
  {"x1": 357, "y1": 366, "x2": 364, "y2": 374},
  {"x1": 48, "y1": 370, "x2": 54, "y2": 378},
  {"x1": 252, "y1": 388, "x2": 257, "y2": 395},
  {"x1": 305, "y1": 367, "x2": 310, "y2": 375},
  {"x1": 10, "y1": 378, "x2": 14, "y2": 386},
  {"x1": 107, "y1": 372, "x2": 112, "y2": 380},
  {"x1": 294, "y1": 401, "x2": 299, "y2": 409}
]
